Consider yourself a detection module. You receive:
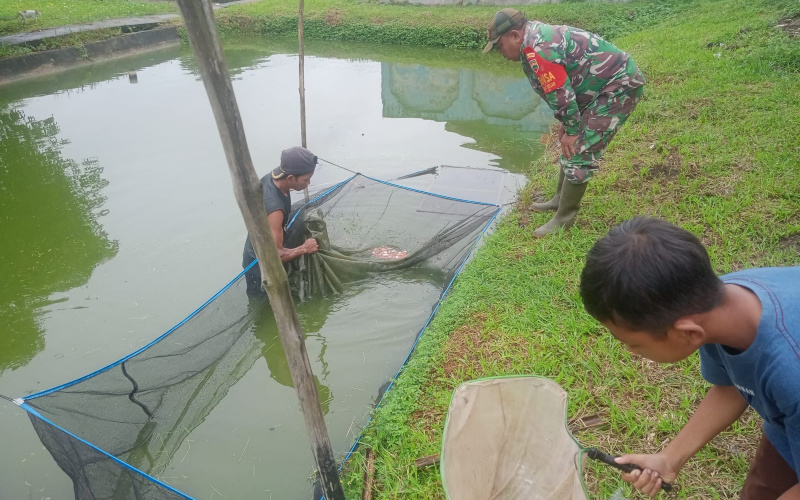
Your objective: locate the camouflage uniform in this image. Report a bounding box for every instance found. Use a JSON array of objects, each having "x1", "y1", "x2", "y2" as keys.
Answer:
[{"x1": 521, "y1": 22, "x2": 645, "y2": 183}]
